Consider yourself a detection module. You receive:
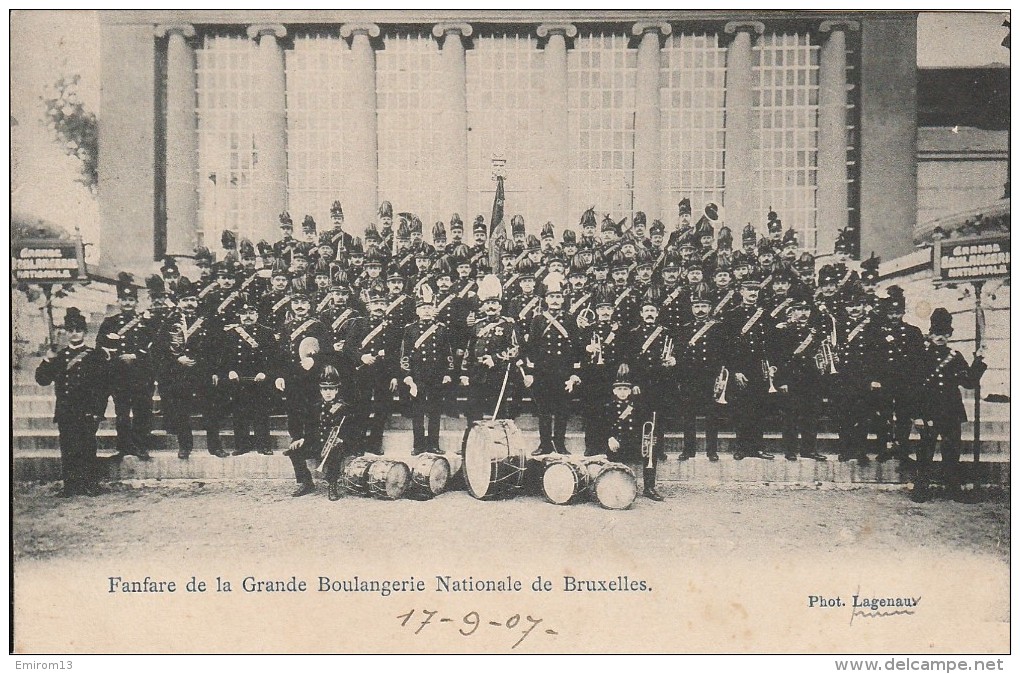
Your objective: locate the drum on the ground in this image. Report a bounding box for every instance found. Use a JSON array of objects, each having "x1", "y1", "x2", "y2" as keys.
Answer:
[
  {"x1": 340, "y1": 456, "x2": 374, "y2": 495},
  {"x1": 366, "y1": 458, "x2": 412, "y2": 500},
  {"x1": 591, "y1": 462, "x2": 638, "y2": 510},
  {"x1": 407, "y1": 453, "x2": 451, "y2": 499},
  {"x1": 463, "y1": 419, "x2": 528, "y2": 499},
  {"x1": 542, "y1": 459, "x2": 592, "y2": 505}
]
